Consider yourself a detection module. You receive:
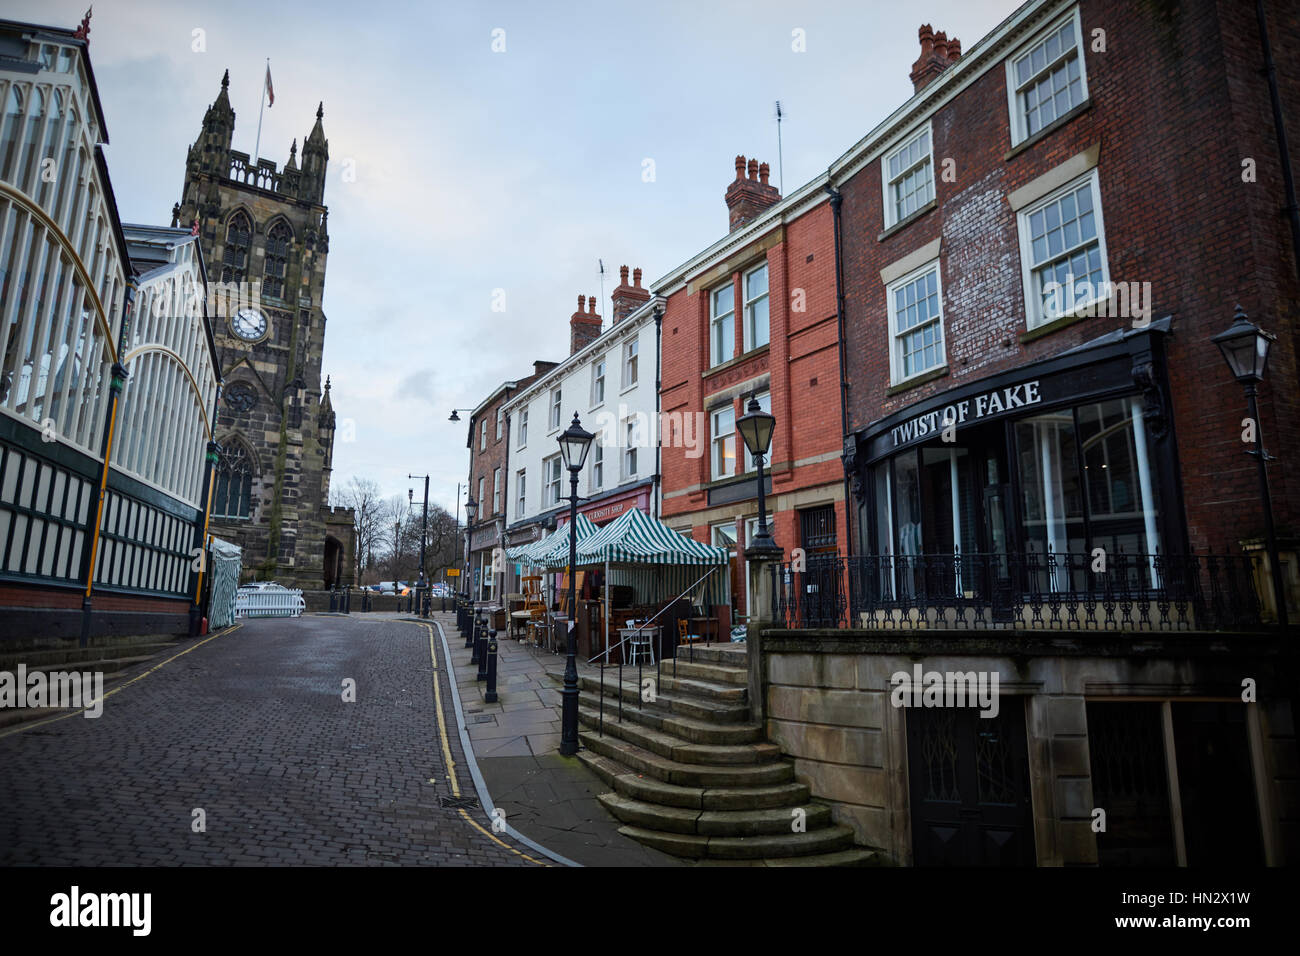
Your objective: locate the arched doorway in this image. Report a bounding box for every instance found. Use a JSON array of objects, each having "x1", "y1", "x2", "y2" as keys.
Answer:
[{"x1": 324, "y1": 535, "x2": 342, "y2": 589}]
